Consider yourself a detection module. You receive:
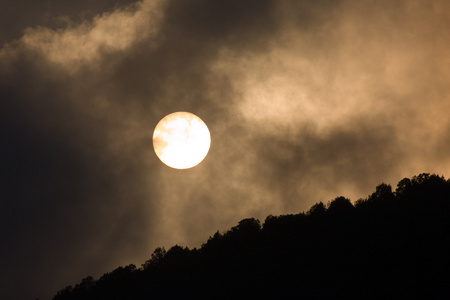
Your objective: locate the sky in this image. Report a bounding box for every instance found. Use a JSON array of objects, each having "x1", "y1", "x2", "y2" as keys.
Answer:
[{"x1": 1, "y1": 0, "x2": 450, "y2": 299}]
